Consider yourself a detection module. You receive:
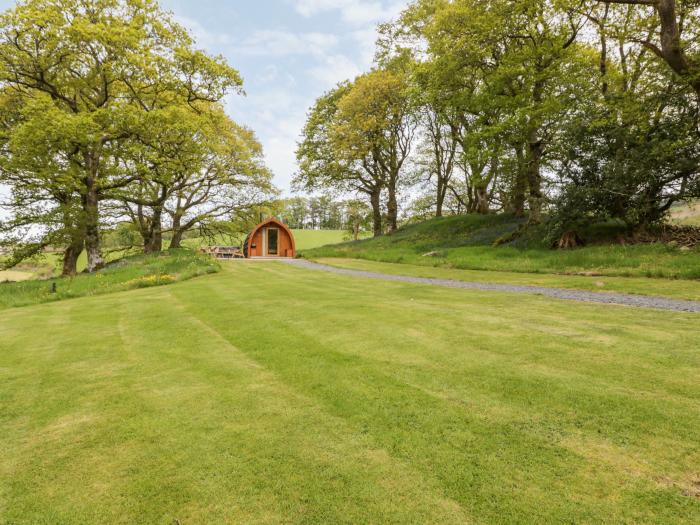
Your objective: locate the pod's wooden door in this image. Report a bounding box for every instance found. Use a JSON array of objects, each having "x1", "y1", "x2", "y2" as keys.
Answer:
[{"x1": 267, "y1": 228, "x2": 279, "y2": 256}]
